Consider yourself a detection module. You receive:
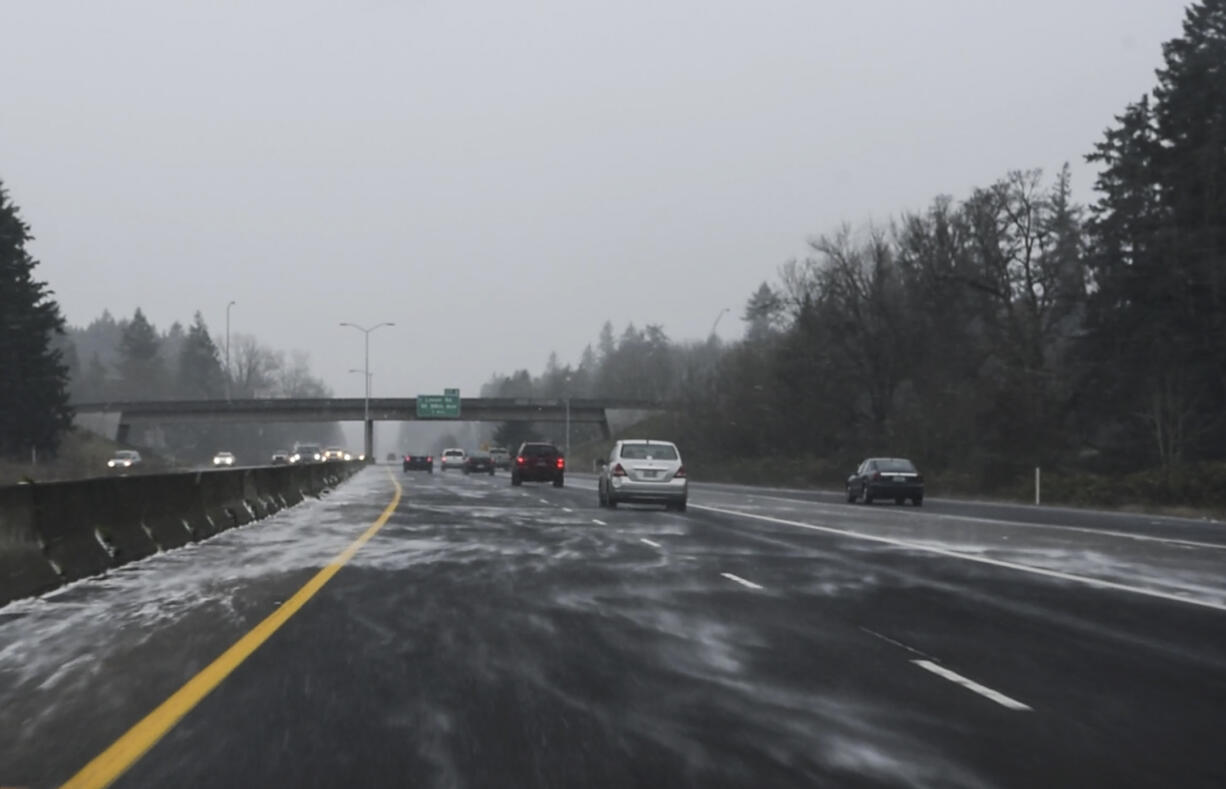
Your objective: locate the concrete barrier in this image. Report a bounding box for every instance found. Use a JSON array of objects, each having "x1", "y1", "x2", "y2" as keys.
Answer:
[
  {"x1": 0, "y1": 460, "x2": 364, "y2": 606},
  {"x1": 0, "y1": 485, "x2": 61, "y2": 601}
]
